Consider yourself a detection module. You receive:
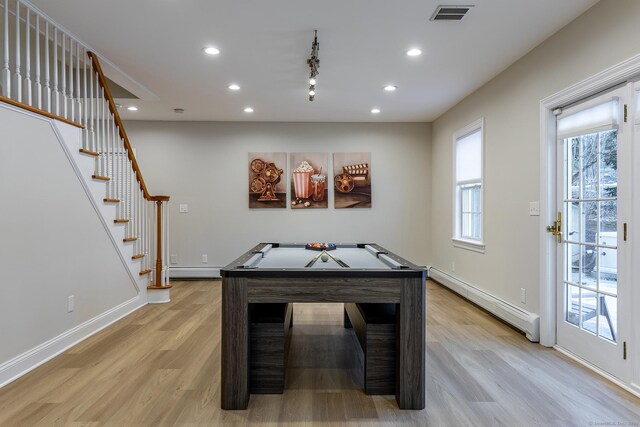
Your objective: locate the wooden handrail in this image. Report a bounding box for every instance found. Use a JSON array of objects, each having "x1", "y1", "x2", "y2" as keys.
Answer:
[{"x1": 87, "y1": 52, "x2": 169, "y2": 202}]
